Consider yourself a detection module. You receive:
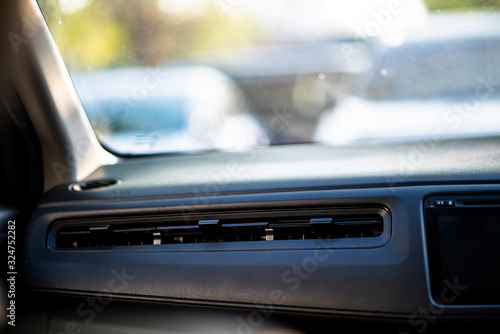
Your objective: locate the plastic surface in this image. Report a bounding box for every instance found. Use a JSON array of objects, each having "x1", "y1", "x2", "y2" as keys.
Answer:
[{"x1": 21, "y1": 137, "x2": 500, "y2": 320}]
